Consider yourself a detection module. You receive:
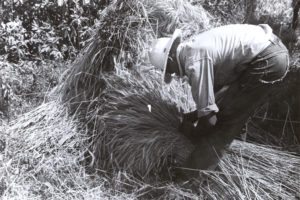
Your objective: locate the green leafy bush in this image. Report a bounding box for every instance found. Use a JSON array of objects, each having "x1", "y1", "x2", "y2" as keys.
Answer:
[
  {"x1": 0, "y1": 19, "x2": 28, "y2": 63},
  {"x1": 0, "y1": 0, "x2": 107, "y2": 62}
]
